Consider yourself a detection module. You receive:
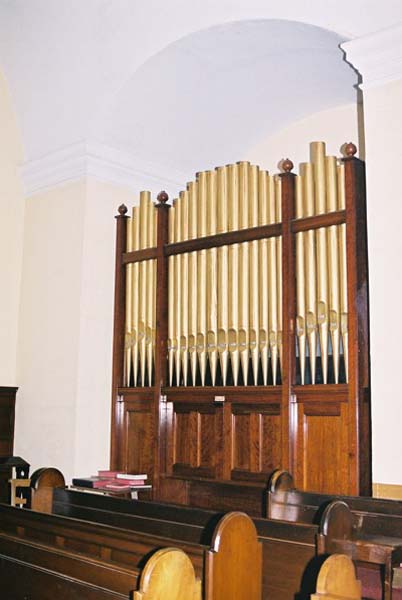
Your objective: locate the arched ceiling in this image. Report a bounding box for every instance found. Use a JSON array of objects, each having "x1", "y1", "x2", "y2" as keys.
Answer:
[
  {"x1": 95, "y1": 19, "x2": 357, "y2": 176},
  {"x1": 0, "y1": 0, "x2": 401, "y2": 183}
]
